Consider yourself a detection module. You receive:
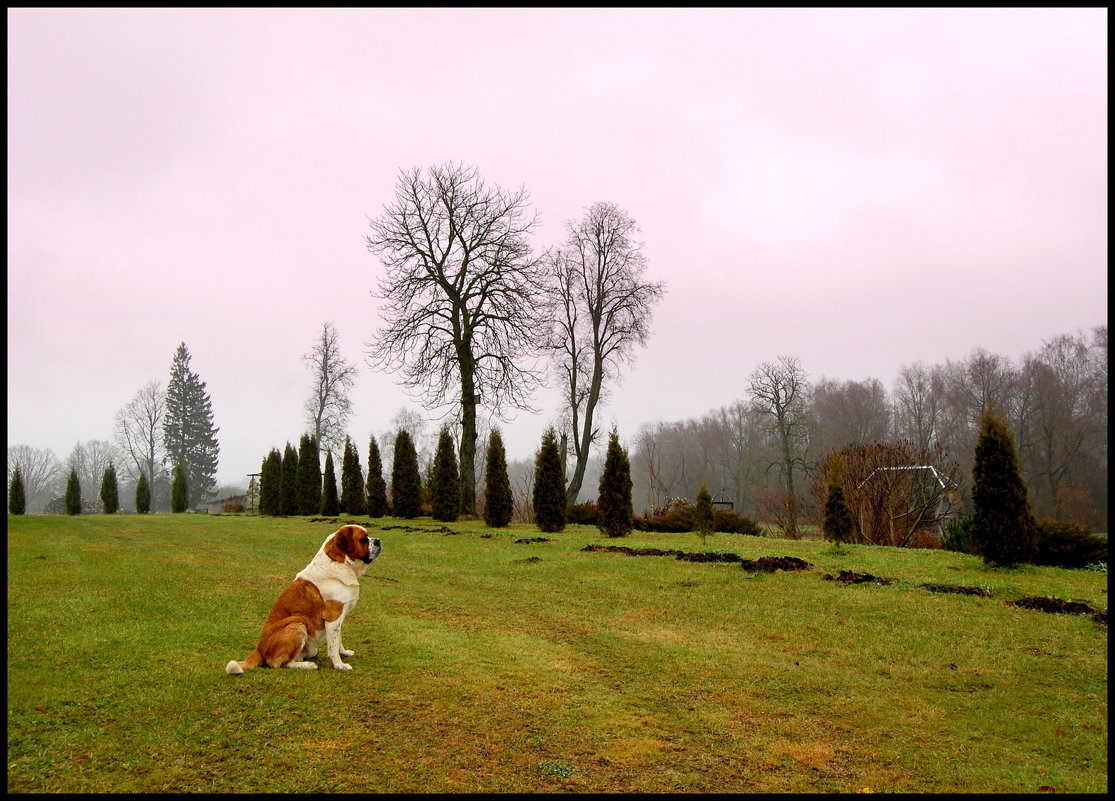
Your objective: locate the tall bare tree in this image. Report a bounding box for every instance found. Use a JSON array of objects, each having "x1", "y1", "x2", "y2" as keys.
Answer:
[
  {"x1": 544, "y1": 201, "x2": 664, "y2": 505},
  {"x1": 114, "y1": 380, "x2": 167, "y2": 501},
  {"x1": 365, "y1": 162, "x2": 545, "y2": 515},
  {"x1": 748, "y1": 356, "x2": 813, "y2": 537},
  {"x1": 7, "y1": 445, "x2": 63, "y2": 512},
  {"x1": 304, "y1": 321, "x2": 359, "y2": 457},
  {"x1": 892, "y1": 362, "x2": 946, "y2": 451},
  {"x1": 812, "y1": 377, "x2": 891, "y2": 456}
]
